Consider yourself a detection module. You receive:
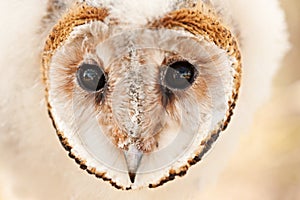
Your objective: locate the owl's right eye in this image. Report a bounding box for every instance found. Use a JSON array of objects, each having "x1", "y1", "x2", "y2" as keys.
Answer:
[{"x1": 76, "y1": 63, "x2": 107, "y2": 92}]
